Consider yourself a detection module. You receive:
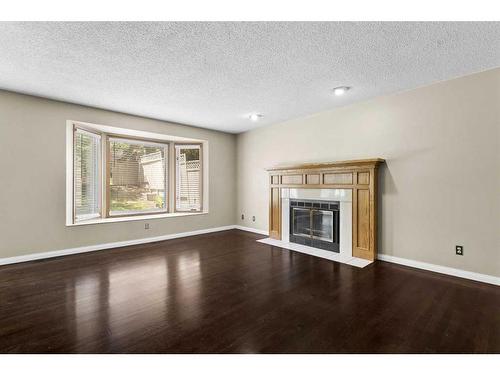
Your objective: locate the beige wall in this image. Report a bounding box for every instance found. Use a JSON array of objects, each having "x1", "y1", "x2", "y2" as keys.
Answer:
[
  {"x1": 0, "y1": 90, "x2": 236, "y2": 258},
  {"x1": 236, "y1": 68, "x2": 500, "y2": 277},
  {"x1": 1, "y1": 69, "x2": 499, "y2": 277}
]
